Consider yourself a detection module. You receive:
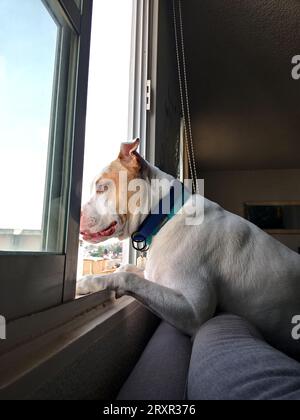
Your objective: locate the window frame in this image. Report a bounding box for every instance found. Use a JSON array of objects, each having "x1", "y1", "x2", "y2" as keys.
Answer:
[
  {"x1": 0, "y1": 0, "x2": 150, "y2": 323},
  {"x1": 0, "y1": 0, "x2": 92, "y2": 321},
  {"x1": 62, "y1": 0, "x2": 93, "y2": 302}
]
